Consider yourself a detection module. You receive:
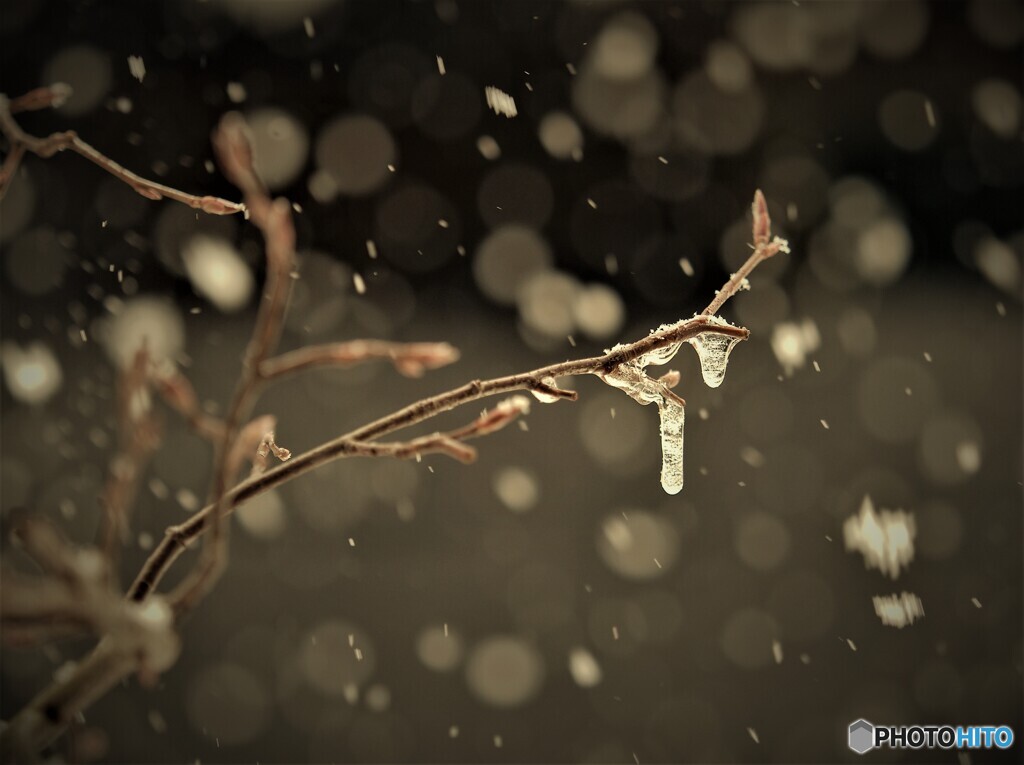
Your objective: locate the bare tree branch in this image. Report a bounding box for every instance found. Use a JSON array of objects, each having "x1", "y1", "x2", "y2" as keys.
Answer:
[
  {"x1": 98, "y1": 346, "x2": 162, "y2": 563},
  {"x1": 166, "y1": 113, "x2": 296, "y2": 614},
  {"x1": 0, "y1": 87, "x2": 786, "y2": 758},
  {"x1": 259, "y1": 340, "x2": 460, "y2": 380},
  {"x1": 0, "y1": 85, "x2": 244, "y2": 213},
  {"x1": 152, "y1": 369, "x2": 225, "y2": 442},
  {"x1": 126, "y1": 305, "x2": 752, "y2": 603}
]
